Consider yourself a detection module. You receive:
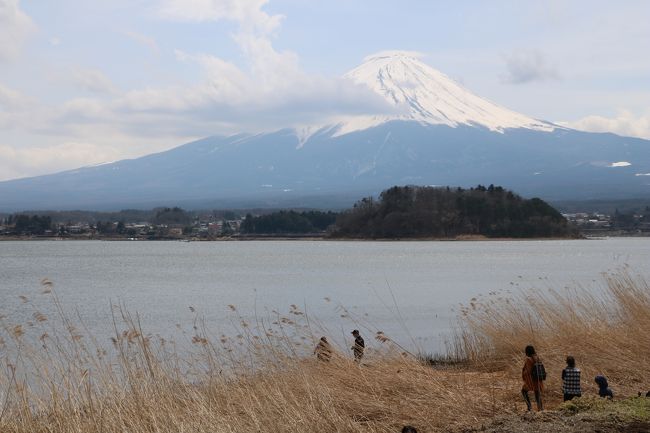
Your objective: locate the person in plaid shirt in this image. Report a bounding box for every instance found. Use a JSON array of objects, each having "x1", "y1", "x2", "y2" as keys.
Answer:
[{"x1": 562, "y1": 356, "x2": 581, "y2": 401}]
